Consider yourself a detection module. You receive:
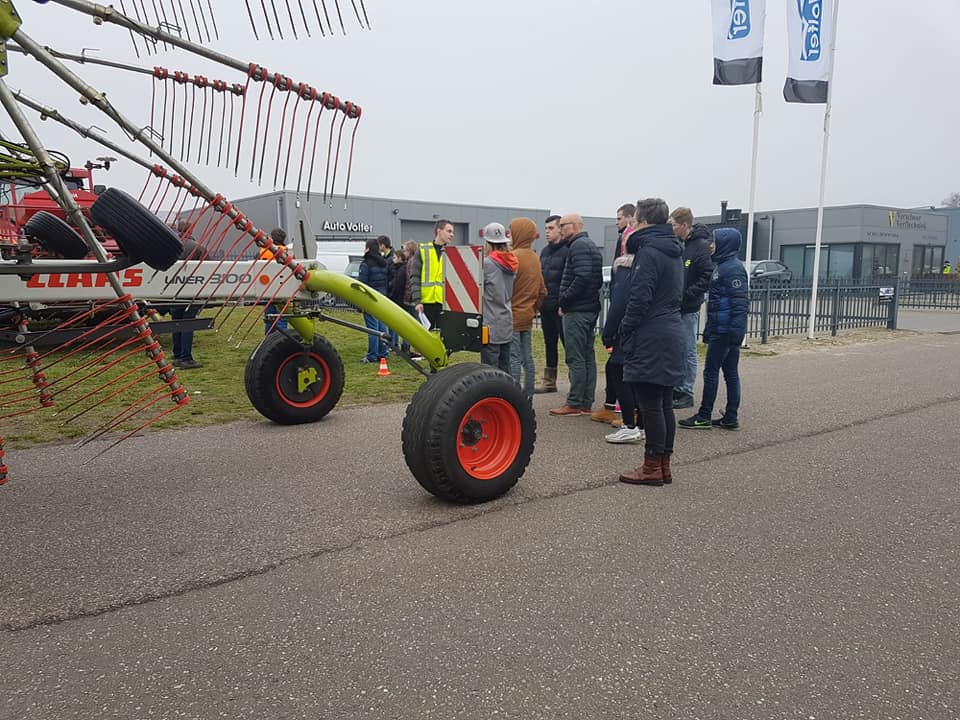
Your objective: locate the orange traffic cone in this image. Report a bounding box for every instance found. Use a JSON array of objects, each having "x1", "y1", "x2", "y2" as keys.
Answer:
[{"x1": 377, "y1": 357, "x2": 391, "y2": 376}]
